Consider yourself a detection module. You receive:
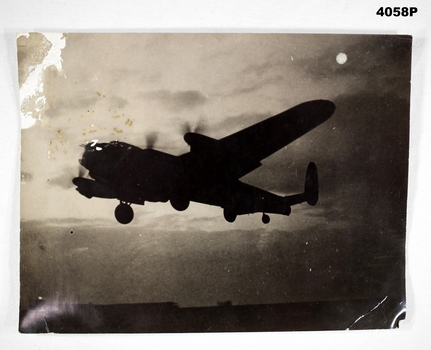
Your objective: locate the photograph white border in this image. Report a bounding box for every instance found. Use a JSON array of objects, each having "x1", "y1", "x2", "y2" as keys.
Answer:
[{"x1": 1, "y1": 1, "x2": 431, "y2": 349}]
